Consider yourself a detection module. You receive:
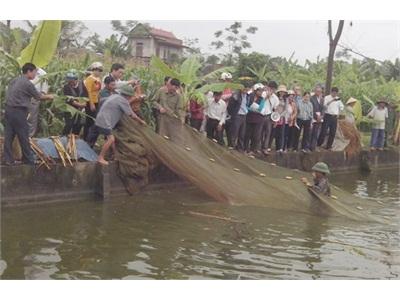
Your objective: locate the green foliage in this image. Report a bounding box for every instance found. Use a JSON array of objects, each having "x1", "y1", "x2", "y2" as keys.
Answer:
[
  {"x1": 151, "y1": 55, "x2": 243, "y2": 105},
  {"x1": 18, "y1": 20, "x2": 62, "y2": 68}
]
